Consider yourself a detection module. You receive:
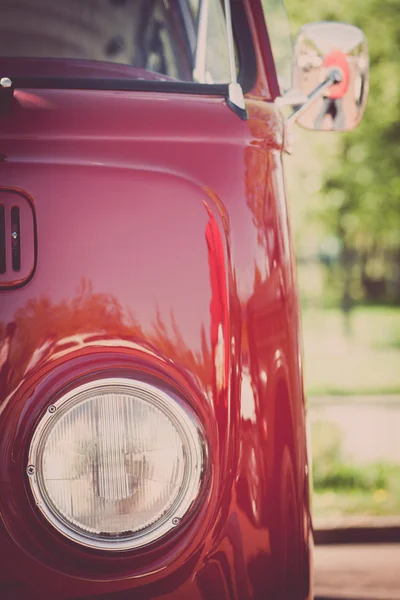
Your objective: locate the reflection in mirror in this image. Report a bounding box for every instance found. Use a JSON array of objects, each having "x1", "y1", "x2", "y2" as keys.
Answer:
[{"x1": 293, "y1": 22, "x2": 369, "y2": 132}]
